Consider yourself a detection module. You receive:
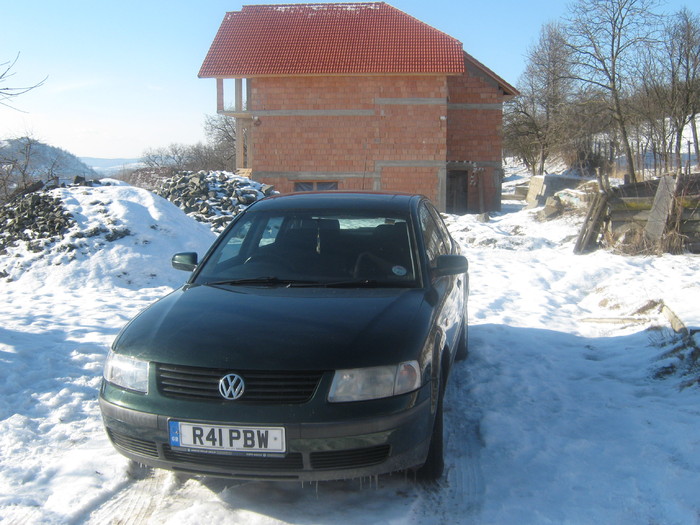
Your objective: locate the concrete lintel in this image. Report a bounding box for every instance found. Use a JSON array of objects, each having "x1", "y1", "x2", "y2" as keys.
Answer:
[
  {"x1": 376, "y1": 160, "x2": 446, "y2": 168},
  {"x1": 250, "y1": 109, "x2": 375, "y2": 117},
  {"x1": 447, "y1": 103, "x2": 502, "y2": 111},
  {"x1": 447, "y1": 161, "x2": 501, "y2": 170},
  {"x1": 375, "y1": 97, "x2": 446, "y2": 105},
  {"x1": 219, "y1": 111, "x2": 253, "y2": 118},
  {"x1": 254, "y1": 171, "x2": 376, "y2": 180}
]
